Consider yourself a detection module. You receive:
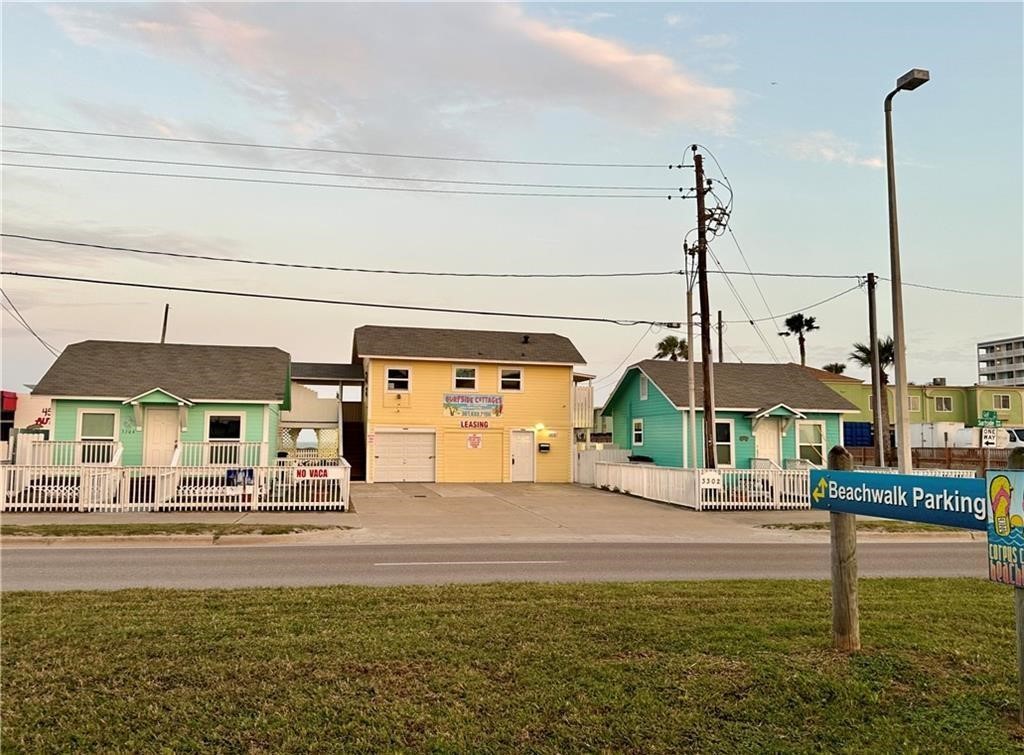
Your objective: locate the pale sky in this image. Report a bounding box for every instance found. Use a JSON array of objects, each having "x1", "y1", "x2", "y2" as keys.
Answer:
[{"x1": 2, "y1": 2, "x2": 1021, "y2": 401}]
